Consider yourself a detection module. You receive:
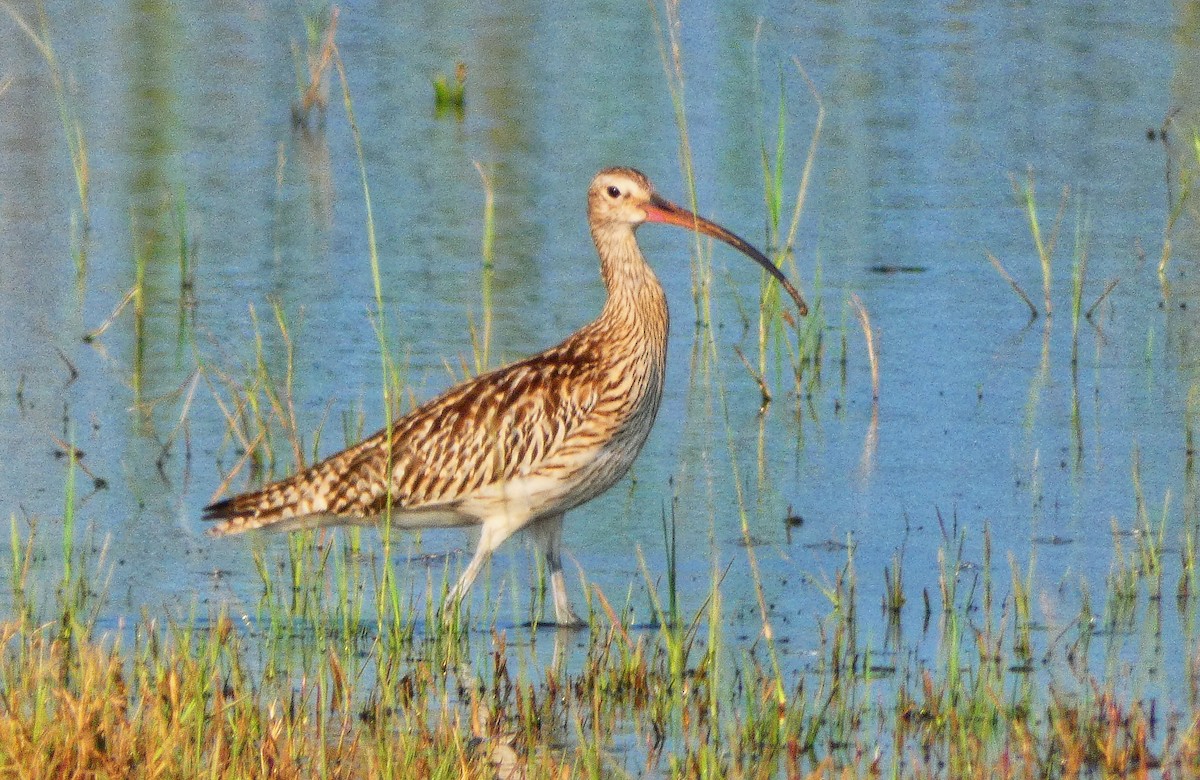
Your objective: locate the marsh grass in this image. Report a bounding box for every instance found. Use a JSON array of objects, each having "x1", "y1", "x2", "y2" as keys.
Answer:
[
  {"x1": 655, "y1": 6, "x2": 829, "y2": 426},
  {"x1": 990, "y1": 173, "x2": 1122, "y2": 336},
  {"x1": 652, "y1": 0, "x2": 712, "y2": 330},
  {"x1": 468, "y1": 162, "x2": 497, "y2": 375},
  {"x1": 171, "y1": 184, "x2": 197, "y2": 308},
  {"x1": 127, "y1": 213, "x2": 150, "y2": 401},
  {"x1": 290, "y1": 3, "x2": 337, "y2": 125},
  {"x1": 0, "y1": 0, "x2": 89, "y2": 229},
  {"x1": 1156, "y1": 124, "x2": 1200, "y2": 283},
  {"x1": 1069, "y1": 205, "x2": 1090, "y2": 365},
  {"x1": 6, "y1": 408, "x2": 1199, "y2": 777},
  {"x1": 987, "y1": 173, "x2": 1069, "y2": 321},
  {"x1": 9, "y1": 11, "x2": 1195, "y2": 777},
  {"x1": 1013, "y1": 171, "x2": 1068, "y2": 318},
  {"x1": 757, "y1": 58, "x2": 826, "y2": 399},
  {"x1": 201, "y1": 299, "x2": 314, "y2": 490},
  {"x1": 433, "y1": 62, "x2": 467, "y2": 119}
]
